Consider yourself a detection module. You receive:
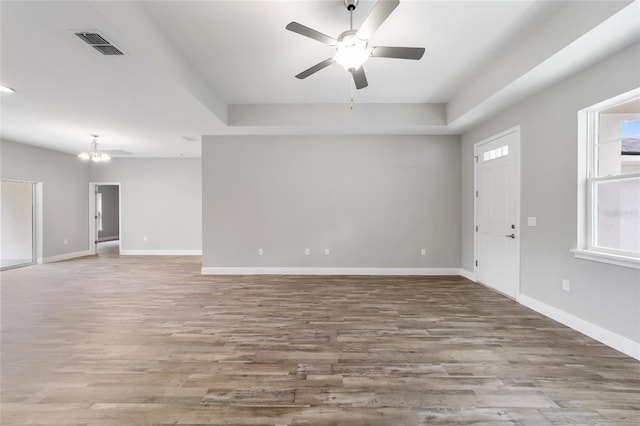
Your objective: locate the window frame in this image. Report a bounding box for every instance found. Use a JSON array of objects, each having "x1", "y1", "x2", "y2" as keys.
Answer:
[{"x1": 573, "y1": 88, "x2": 640, "y2": 269}]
